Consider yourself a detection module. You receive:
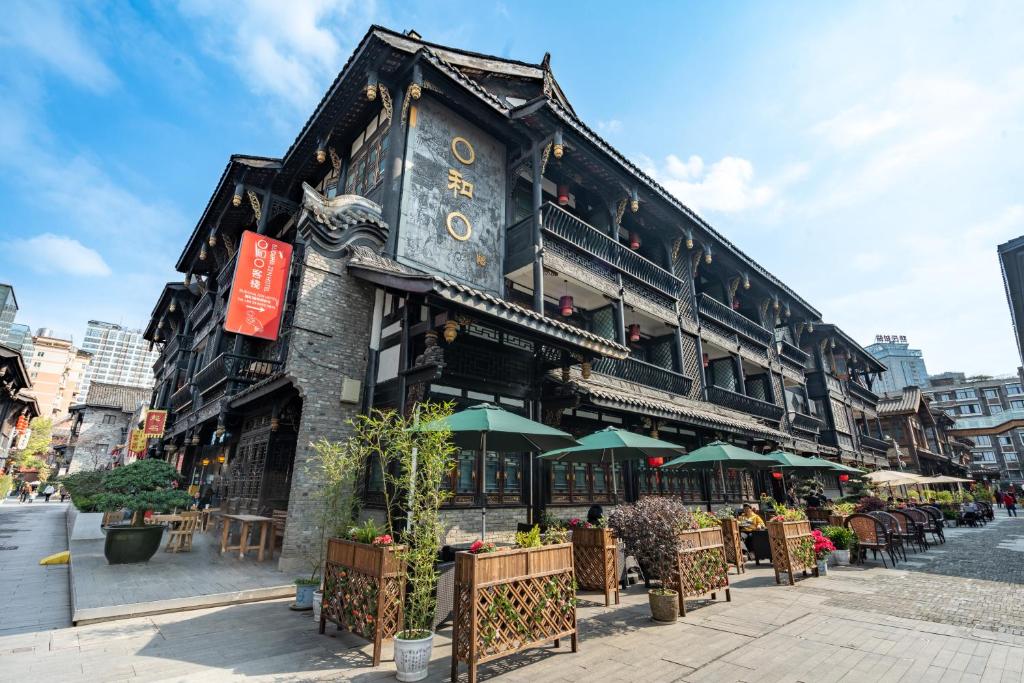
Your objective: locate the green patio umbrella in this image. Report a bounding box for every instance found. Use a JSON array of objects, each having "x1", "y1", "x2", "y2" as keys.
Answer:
[
  {"x1": 763, "y1": 450, "x2": 832, "y2": 469},
  {"x1": 416, "y1": 403, "x2": 578, "y2": 537},
  {"x1": 539, "y1": 426, "x2": 687, "y2": 498},
  {"x1": 661, "y1": 440, "x2": 779, "y2": 469},
  {"x1": 805, "y1": 457, "x2": 863, "y2": 475}
]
